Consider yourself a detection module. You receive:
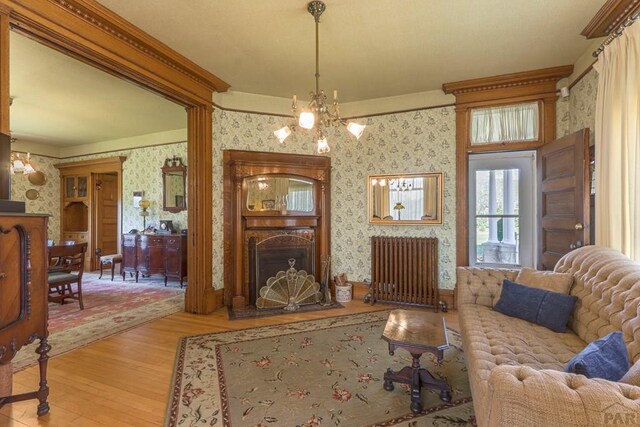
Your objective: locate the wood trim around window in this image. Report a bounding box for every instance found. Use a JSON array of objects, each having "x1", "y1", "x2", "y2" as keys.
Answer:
[
  {"x1": 0, "y1": 0, "x2": 230, "y2": 314},
  {"x1": 582, "y1": 0, "x2": 640, "y2": 39},
  {"x1": 443, "y1": 65, "x2": 573, "y2": 267}
]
